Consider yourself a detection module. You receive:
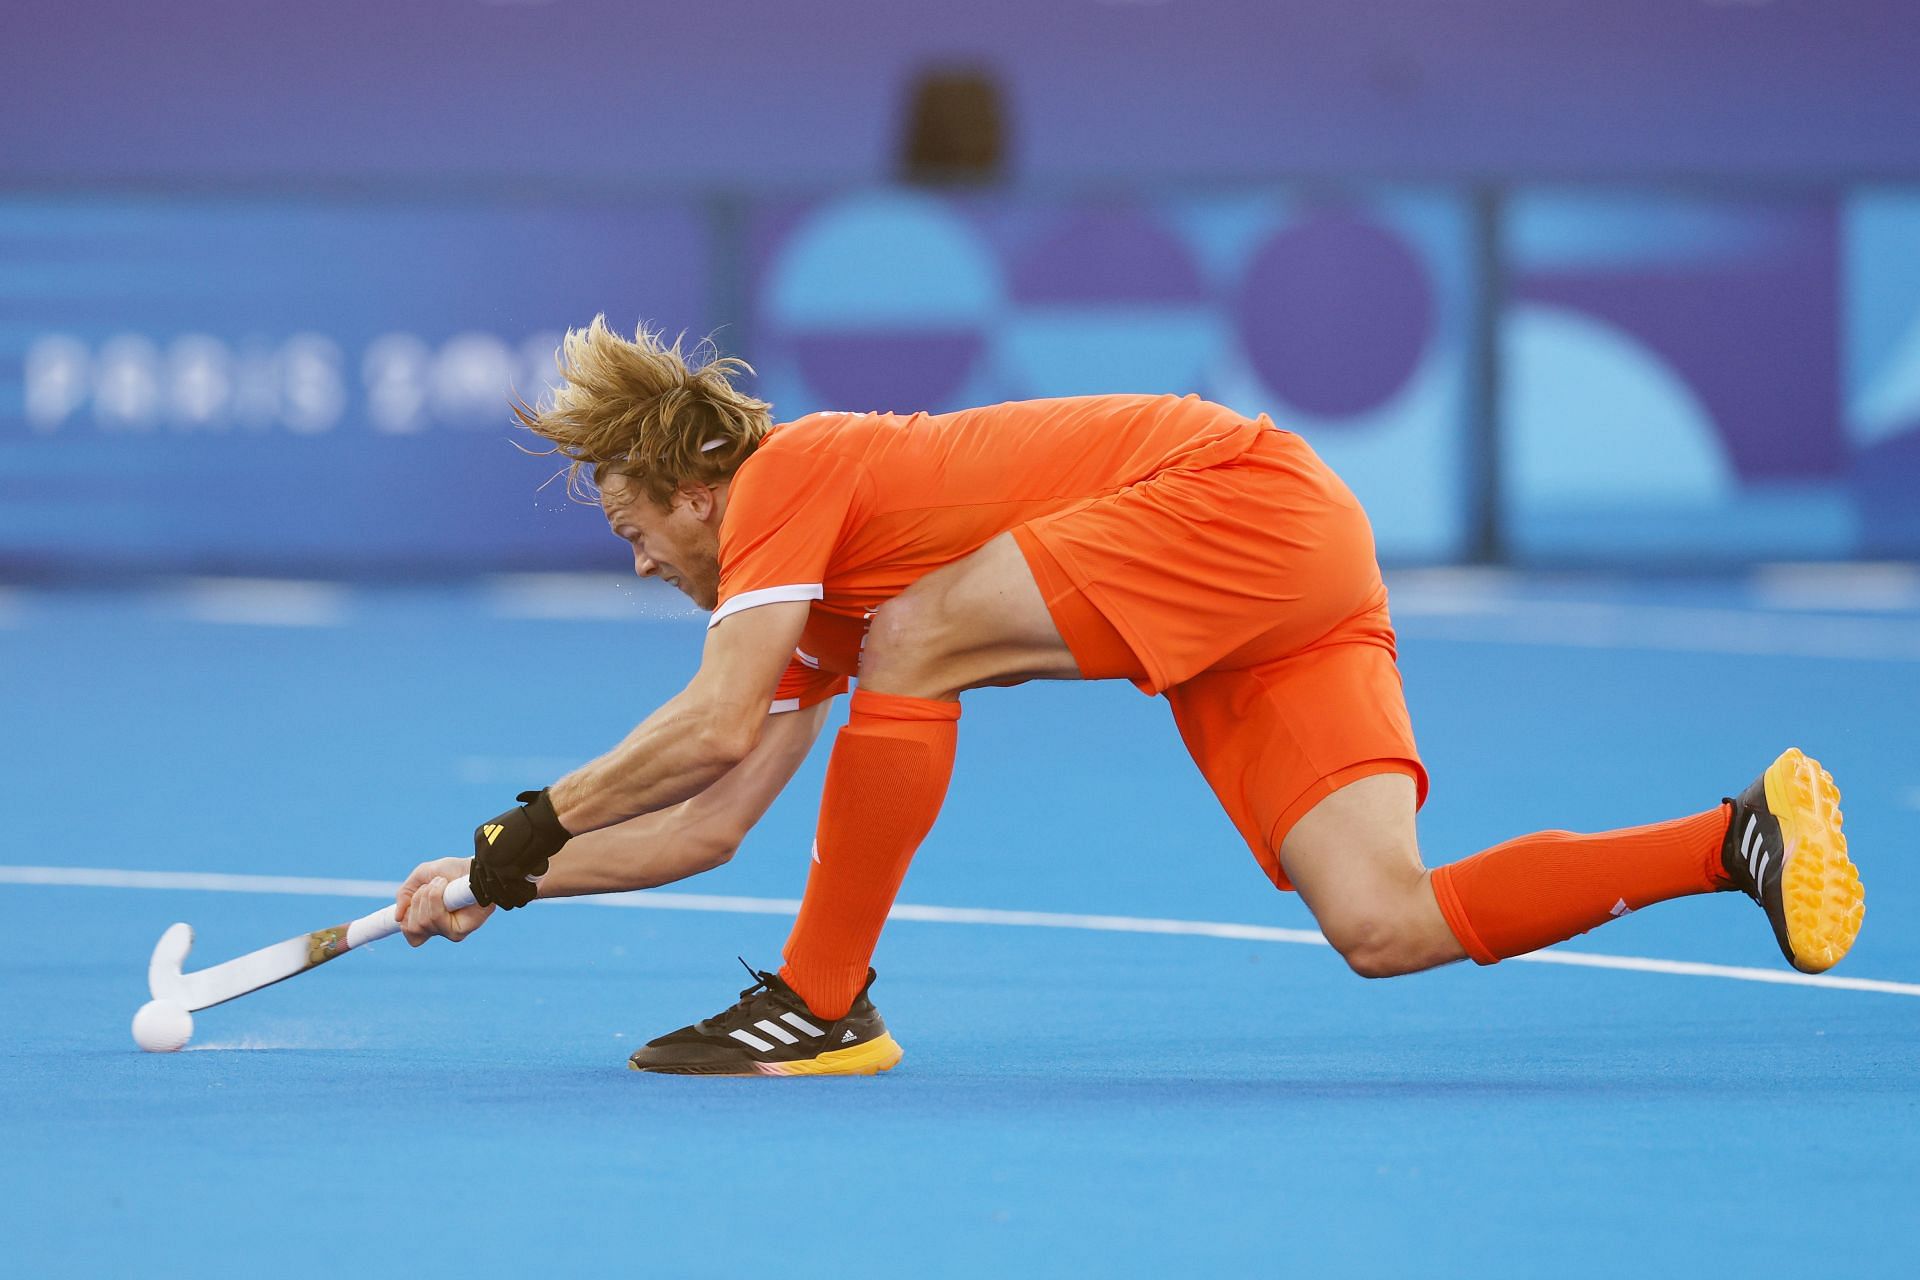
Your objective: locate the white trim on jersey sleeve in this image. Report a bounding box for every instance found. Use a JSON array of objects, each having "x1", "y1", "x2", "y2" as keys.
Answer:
[{"x1": 707, "y1": 583, "x2": 825, "y2": 629}]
